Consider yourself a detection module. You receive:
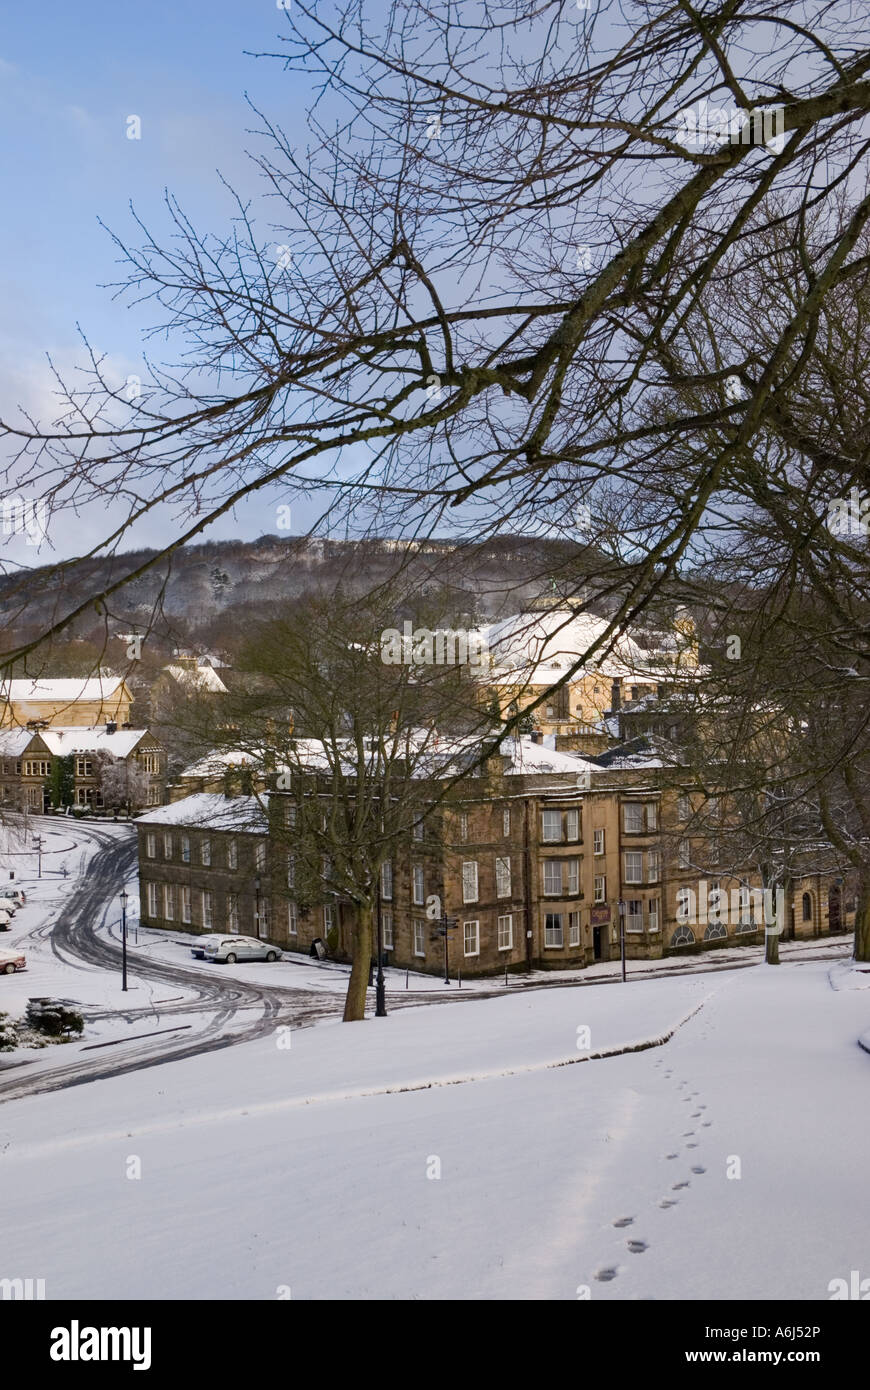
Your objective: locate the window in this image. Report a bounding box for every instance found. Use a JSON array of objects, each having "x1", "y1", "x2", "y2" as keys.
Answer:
[
  {"x1": 382, "y1": 910, "x2": 394, "y2": 950},
  {"x1": 671, "y1": 924, "x2": 694, "y2": 947},
  {"x1": 626, "y1": 899, "x2": 643, "y2": 932},
  {"x1": 495, "y1": 856, "x2": 511, "y2": 898},
  {"x1": 569, "y1": 911, "x2": 581, "y2": 947},
  {"x1": 323, "y1": 903, "x2": 336, "y2": 933},
  {"x1": 227, "y1": 840, "x2": 237, "y2": 870},
  {"x1": 802, "y1": 892, "x2": 812, "y2": 922},
  {"x1": 141, "y1": 752, "x2": 159, "y2": 774},
  {"x1": 459, "y1": 812, "x2": 468, "y2": 842},
  {"x1": 24, "y1": 759, "x2": 50, "y2": 777},
  {"x1": 593, "y1": 828, "x2": 605, "y2": 856},
  {"x1": 704, "y1": 921, "x2": 727, "y2": 941},
  {"x1": 708, "y1": 880, "x2": 723, "y2": 922},
  {"x1": 676, "y1": 887, "x2": 693, "y2": 922},
  {"x1": 594, "y1": 874, "x2": 606, "y2": 903},
  {"x1": 646, "y1": 802, "x2": 658, "y2": 831},
  {"x1": 541, "y1": 809, "x2": 561, "y2": 843},
  {"x1": 201, "y1": 838, "x2": 211, "y2": 867},
  {"x1": 163, "y1": 883, "x2": 174, "y2": 921},
  {"x1": 255, "y1": 842, "x2": 266, "y2": 872},
  {"x1": 227, "y1": 894, "x2": 239, "y2": 932},
  {"x1": 503, "y1": 808, "x2": 511, "y2": 837},
  {"x1": 287, "y1": 855, "x2": 295, "y2": 890},
  {"x1": 287, "y1": 901, "x2": 297, "y2": 936},
  {"x1": 544, "y1": 912, "x2": 564, "y2": 948},
  {"x1": 678, "y1": 839, "x2": 691, "y2": 869},
  {"x1": 181, "y1": 835, "x2": 190, "y2": 864},
  {"x1": 543, "y1": 860, "x2": 562, "y2": 896},
  {"x1": 180, "y1": 885, "x2": 191, "y2": 924},
  {"x1": 412, "y1": 817, "x2": 424, "y2": 841},
  {"x1": 146, "y1": 834, "x2": 156, "y2": 860},
  {"x1": 75, "y1": 757, "x2": 93, "y2": 778},
  {"x1": 647, "y1": 850, "x2": 660, "y2": 883},
  {"x1": 412, "y1": 864, "x2": 425, "y2": 905},
  {"x1": 565, "y1": 808, "x2": 580, "y2": 842},
  {"x1": 565, "y1": 858, "x2": 580, "y2": 895},
  {"x1": 463, "y1": 920, "x2": 479, "y2": 956},
  {"x1": 381, "y1": 860, "x2": 393, "y2": 900},
  {"x1": 462, "y1": 860, "x2": 479, "y2": 904},
  {"x1": 285, "y1": 803, "x2": 297, "y2": 829},
  {"x1": 146, "y1": 881, "x2": 158, "y2": 916},
  {"x1": 677, "y1": 793, "x2": 691, "y2": 822},
  {"x1": 497, "y1": 914, "x2": 513, "y2": 951},
  {"x1": 202, "y1": 891, "x2": 213, "y2": 929},
  {"x1": 147, "y1": 785, "x2": 160, "y2": 805},
  {"x1": 624, "y1": 851, "x2": 643, "y2": 884},
  {"x1": 623, "y1": 803, "x2": 643, "y2": 834},
  {"x1": 257, "y1": 899, "x2": 270, "y2": 939},
  {"x1": 648, "y1": 897, "x2": 660, "y2": 933},
  {"x1": 163, "y1": 833, "x2": 173, "y2": 859},
  {"x1": 413, "y1": 919, "x2": 425, "y2": 957}
]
